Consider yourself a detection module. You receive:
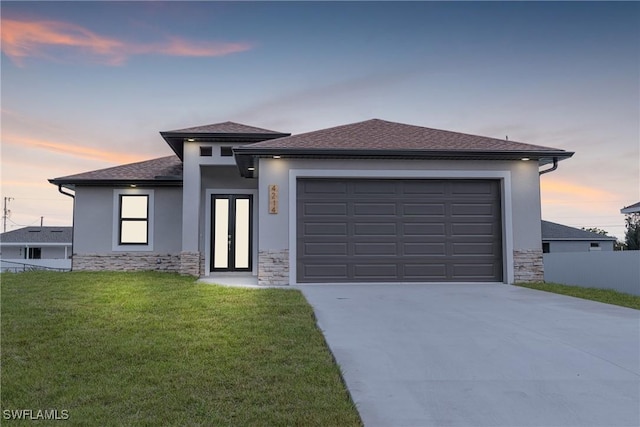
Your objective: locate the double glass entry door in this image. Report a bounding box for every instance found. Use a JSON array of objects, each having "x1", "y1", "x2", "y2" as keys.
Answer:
[{"x1": 211, "y1": 195, "x2": 252, "y2": 271}]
